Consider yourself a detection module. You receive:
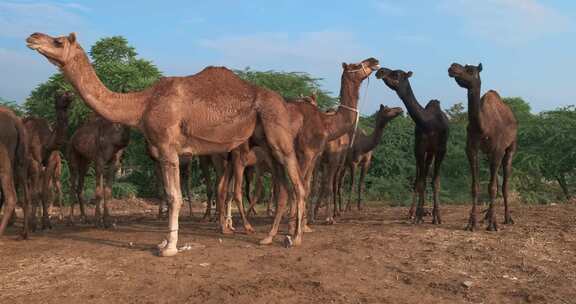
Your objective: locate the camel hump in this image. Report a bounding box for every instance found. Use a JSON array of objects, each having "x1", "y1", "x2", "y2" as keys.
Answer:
[
  {"x1": 481, "y1": 90, "x2": 518, "y2": 125},
  {"x1": 425, "y1": 99, "x2": 441, "y2": 110}
]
